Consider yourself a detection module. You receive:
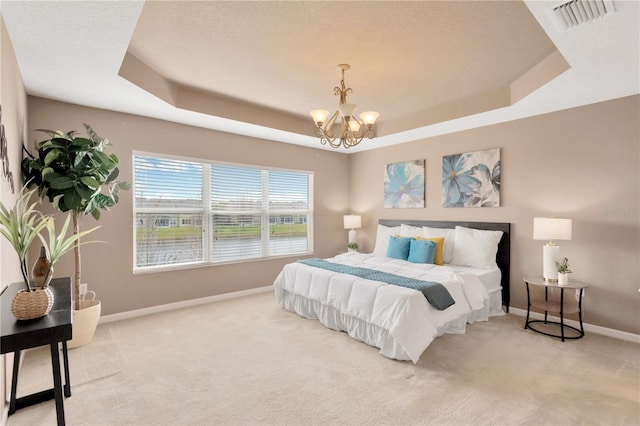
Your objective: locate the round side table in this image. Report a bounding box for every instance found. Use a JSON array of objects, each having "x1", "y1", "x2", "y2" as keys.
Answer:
[{"x1": 523, "y1": 275, "x2": 589, "y2": 341}]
